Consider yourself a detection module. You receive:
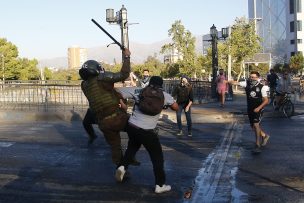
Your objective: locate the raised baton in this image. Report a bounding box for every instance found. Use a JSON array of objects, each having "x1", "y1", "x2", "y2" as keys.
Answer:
[{"x1": 91, "y1": 19, "x2": 125, "y2": 50}]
